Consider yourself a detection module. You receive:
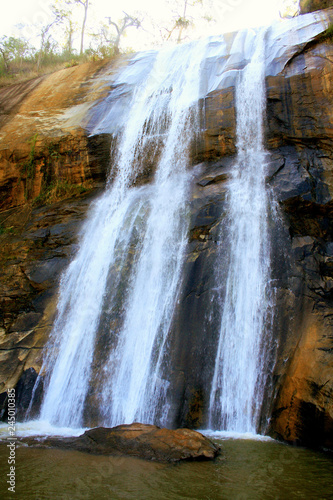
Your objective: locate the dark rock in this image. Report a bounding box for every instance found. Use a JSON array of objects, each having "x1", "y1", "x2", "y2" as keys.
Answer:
[
  {"x1": 0, "y1": 368, "x2": 44, "y2": 421},
  {"x1": 0, "y1": 194, "x2": 97, "y2": 393},
  {"x1": 14, "y1": 368, "x2": 43, "y2": 420}
]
